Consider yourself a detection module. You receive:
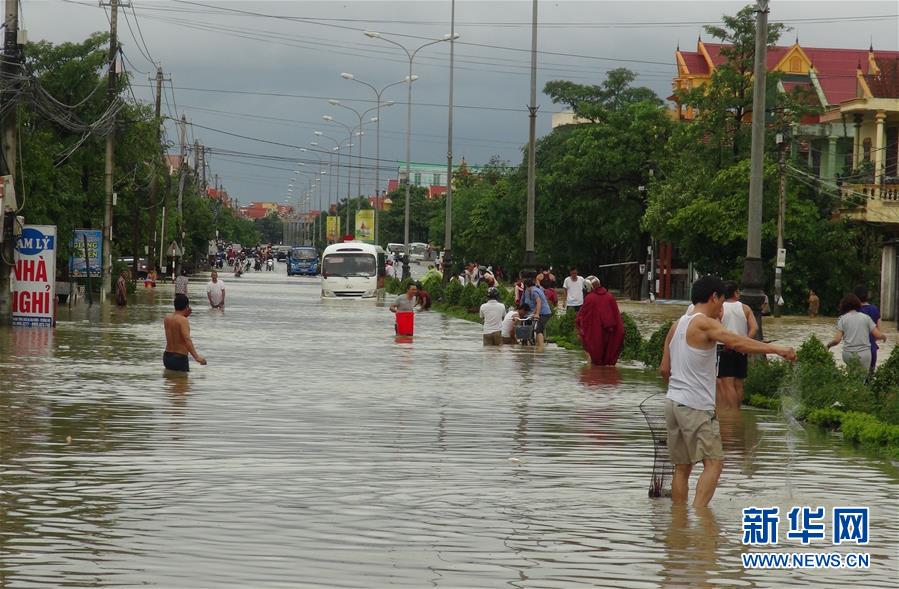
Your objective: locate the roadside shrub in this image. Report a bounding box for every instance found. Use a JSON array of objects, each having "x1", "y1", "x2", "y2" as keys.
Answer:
[
  {"x1": 746, "y1": 394, "x2": 781, "y2": 411},
  {"x1": 807, "y1": 407, "x2": 845, "y2": 429},
  {"x1": 640, "y1": 320, "x2": 673, "y2": 368},
  {"x1": 620, "y1": 313, "x2": 642, "y2": 361},
  {"x1": 443, "y1": 279, "x2": 463, "y2": 305},
  {"x1": 877, "y1": 389, "x2": 899, "y2": 425},
  {"x1": 546, "y1": 309, "x2": 577, "y2": 347},
  {"x1": 421, "y1": 275, "x2": 443, "y2": 301},
  {"x1": 870, "y1": 345, "x2": 899, "y2": 418},
  {"x1": 385, "y1": 277, "x2": 403, "y2": 294},
  {"x1": 459, "y1": 283, "x2": 484, "y2": 310},
  {"x1": 744, "y1": 359, "x2": 790, "y2": 398},
  {"x1": 500, "y1": 285, "x2": 515, "y2": 308},
  {"x1": 808, "y1": 408, "x2": 899, "y2": 460},
  {"x1": 840, "y1": 412, "x2": 899, "y2": 458},
  {"x1": 794, "y1": 336, "x2": 844, "y2": 410}
]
